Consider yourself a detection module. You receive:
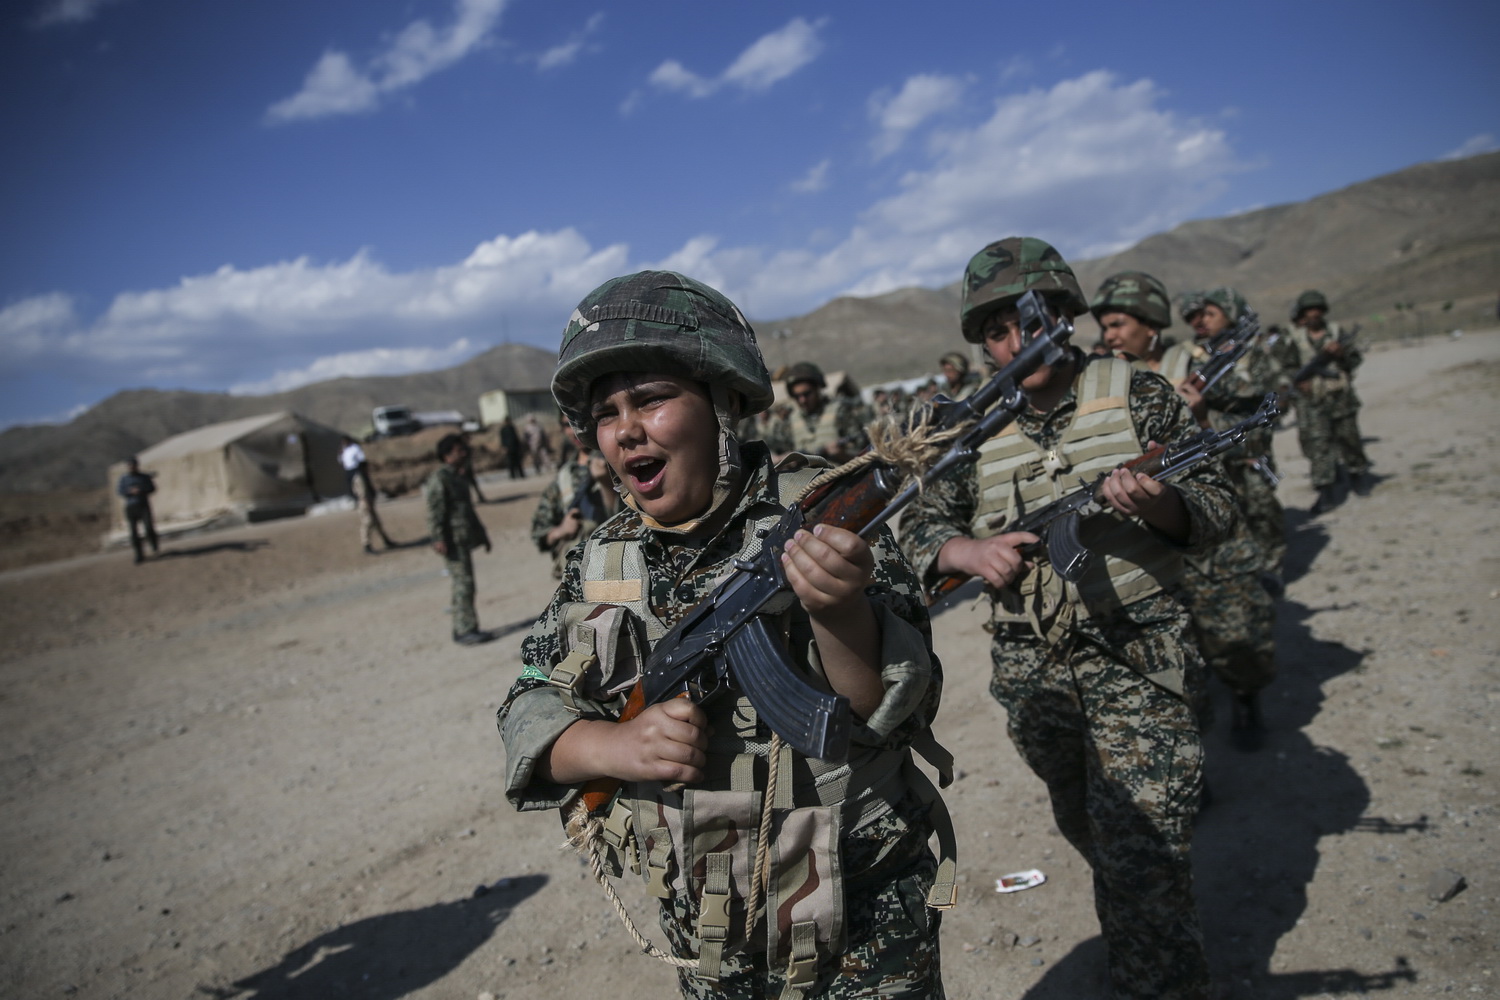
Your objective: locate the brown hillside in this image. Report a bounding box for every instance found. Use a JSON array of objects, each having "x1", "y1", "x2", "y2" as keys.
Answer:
[{"x1": 4, "y1": 152, "x2": 1497, "y2": 495}]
